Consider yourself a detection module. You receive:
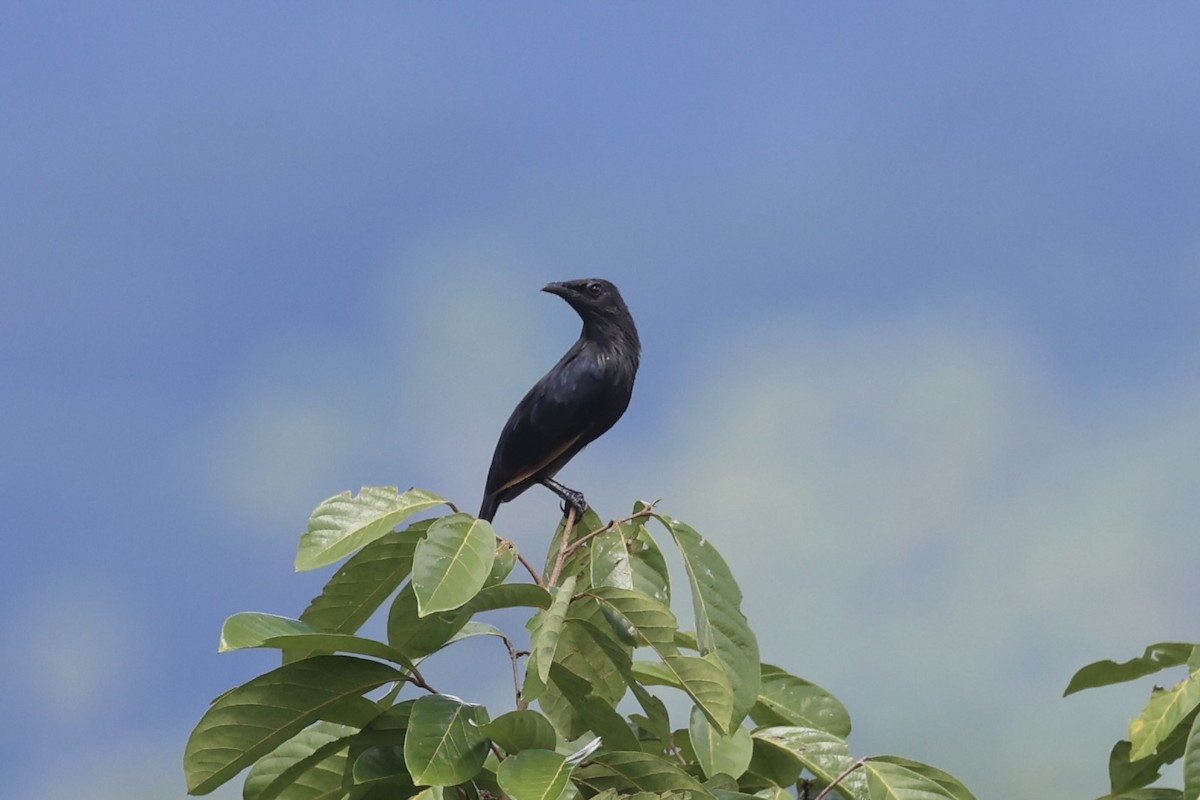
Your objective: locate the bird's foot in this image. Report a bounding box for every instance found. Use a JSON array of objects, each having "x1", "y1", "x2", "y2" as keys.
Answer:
[
  {"x1": 543, "y1": 477, "x2": 588, "y2": 519},
  {"x1": 556, "y1": 490, "x2": 588, "y2": 520}
]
